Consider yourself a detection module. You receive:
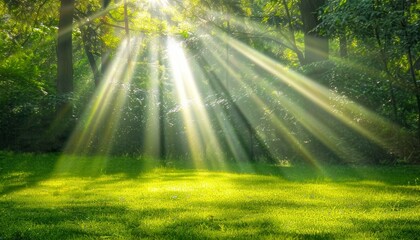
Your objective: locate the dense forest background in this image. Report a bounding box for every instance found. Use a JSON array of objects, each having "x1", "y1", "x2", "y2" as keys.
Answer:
[{"x1": 1, "y1": 0, "x2": 419, "y2": 165}]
